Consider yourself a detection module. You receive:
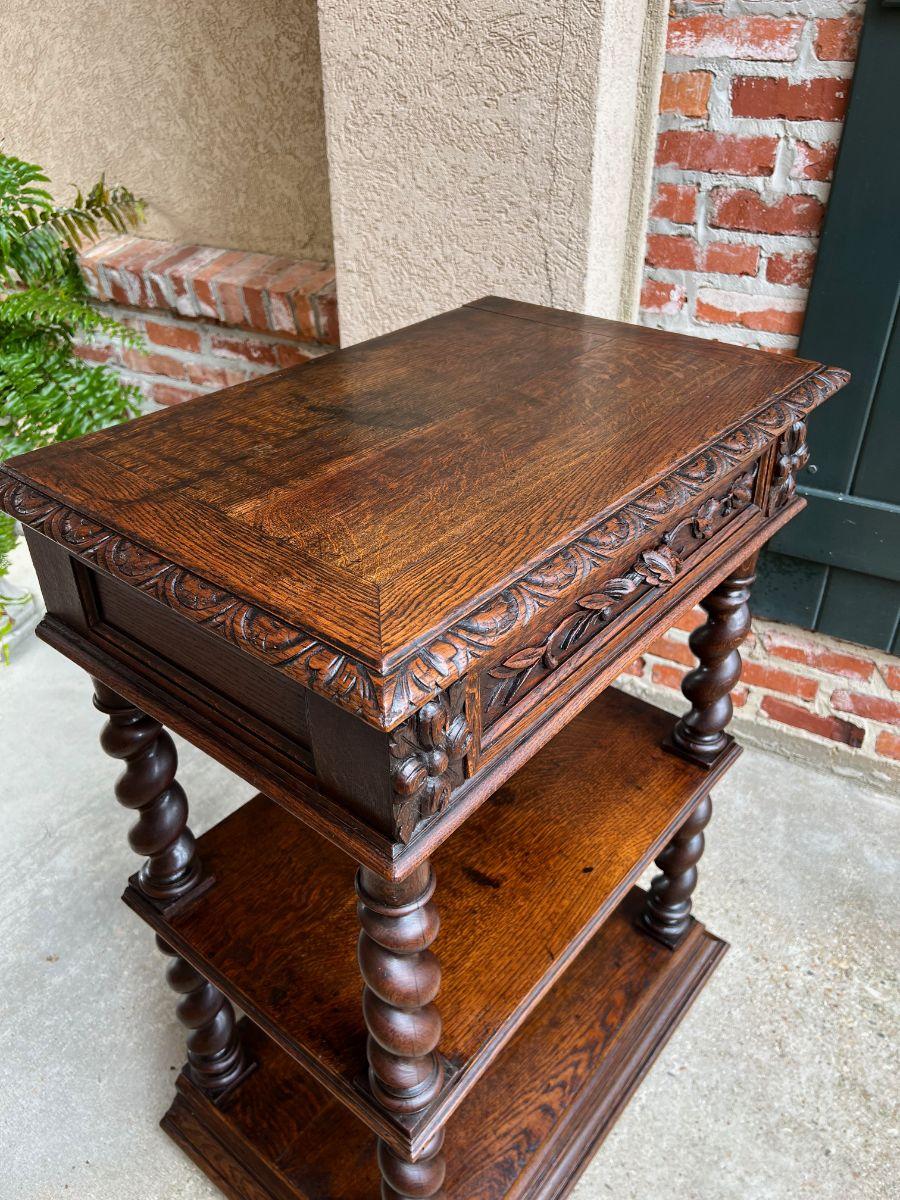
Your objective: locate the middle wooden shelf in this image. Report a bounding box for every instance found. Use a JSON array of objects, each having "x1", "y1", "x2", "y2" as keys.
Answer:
[{"x1": 124, "y1": 687, "x2": 737, "y2": 1157}]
